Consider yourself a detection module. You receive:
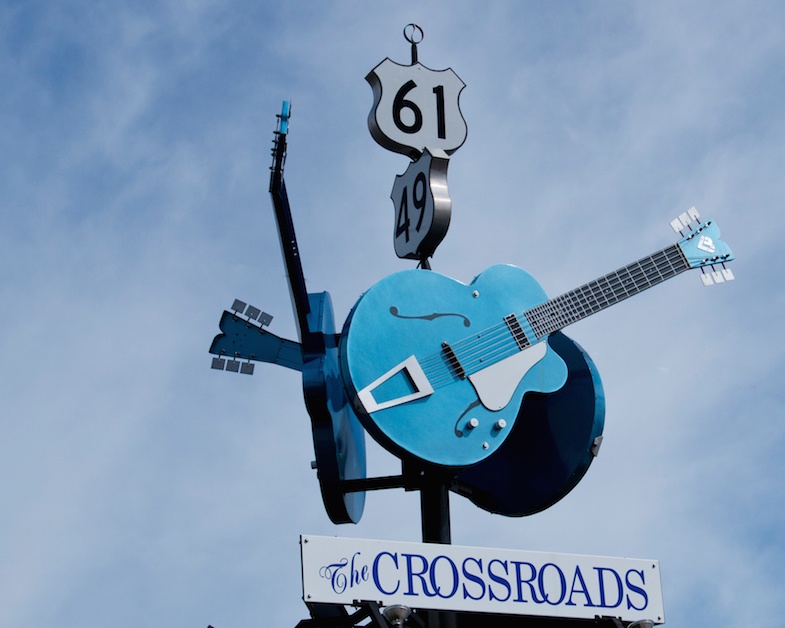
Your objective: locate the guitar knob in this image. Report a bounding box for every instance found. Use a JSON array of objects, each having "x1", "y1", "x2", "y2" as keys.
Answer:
[
  {"x1": 495, "y1": 419, "x2": 507, "y2": 430},
  {"x1": 467, "y1": 418, "x2": 479, "y2": 429}
]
